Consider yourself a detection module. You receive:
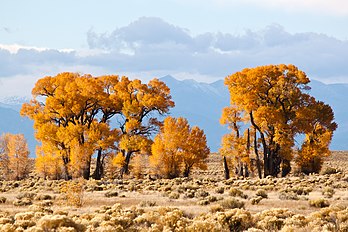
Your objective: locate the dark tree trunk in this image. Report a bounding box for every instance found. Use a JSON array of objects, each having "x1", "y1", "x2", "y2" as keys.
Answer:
[
  {"x1": 120, "y1": 151, "x2": 132, "y2": 178},
  {"x1": 281, "y1": 159, "x2": 291, "y2": 177},
  {"x1": 244, "y1": 164, "x2": 249, "y2": 177},
  {"x1": 254, "y1": 130, "x2": 262, "y2": 179},
  {"x1": 62, "y1": 155, "x2": 72, "y2": 180},
  {"x1": 82, "y1": 159, "x2": 91, "y2": 180},
  {"x1": 223, "y1": 156, "x2": 230, "y2": 180},
  {"x1": 92, "y1": 148, "x2": 103, "y2": 180},
  {"x1": 183, "y1": 167, "x2": 190, "y2": 177}
]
